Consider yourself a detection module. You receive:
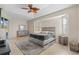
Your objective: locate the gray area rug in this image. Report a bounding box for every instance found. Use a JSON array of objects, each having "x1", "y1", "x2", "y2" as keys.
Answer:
[{"x1": 16, "y1": 39, "x2": 55, "y2": 55}]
